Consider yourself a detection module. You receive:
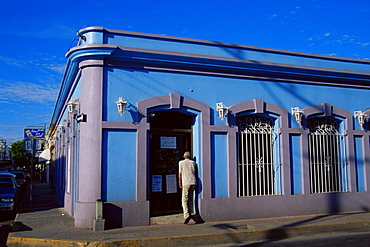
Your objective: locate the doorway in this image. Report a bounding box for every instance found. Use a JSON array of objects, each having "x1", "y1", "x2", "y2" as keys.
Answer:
[{"x1": 149, "y1": 111, "x2": 193, "y2": 217}]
